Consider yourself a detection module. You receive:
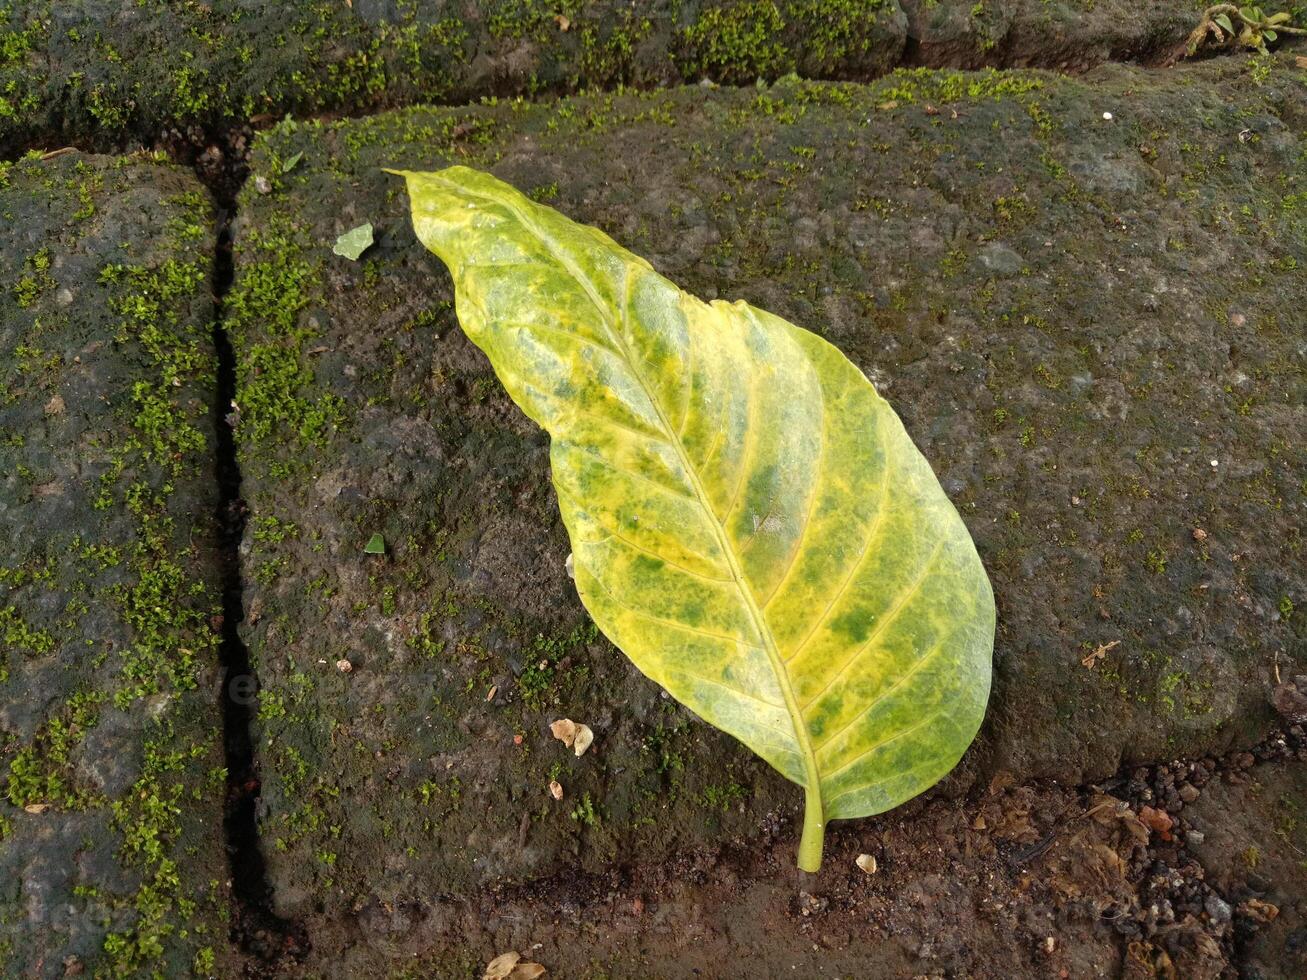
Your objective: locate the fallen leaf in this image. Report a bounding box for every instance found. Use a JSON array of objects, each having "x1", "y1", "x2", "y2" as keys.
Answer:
[
  {"x1": 1296, "y1": 55, "x2": 1307, "y2": 69},
  {"x1": 486, "y1": 684, "x2": 498, "y2": 702},
  {"x1": 1082, "y1": 639, "x2": 1120, "y2": 669},
  {"x1": 855, "y1": 853, "x2": 877, "y2": 874},
  {"x1": 282, "y1": 151, "x2": 304, "y2": 174},
  {"x1": 335, "y1": 658, "x2": 353, "y2": 674},
  {"x1": 333, "y1": 222, "x2": 374, "y2": 260},
  {"x1": 1192, "y1": 527, "x2": 1208, "y2": 542},
  {"x1": 23, "y1": 803, "x2": 51, "y2": 814},
  {"x1": 44, "y1": 394, "x2": 64, "y2": 415},
  {"x1": 555, "y1": 13, "x2": 569, "y2": 30},
  {"x1": 485, "y1": 952, "x2": 520, "y2": 979},
  {"x1": 509, "y1": 964, "x2": 547, "y2": 980},
  {"x1": 364, "y1": 532, "x2": 385, "y2": 554},
  {"x1": 549, "y1": 780, "x2": 564, "y2": 800}
]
